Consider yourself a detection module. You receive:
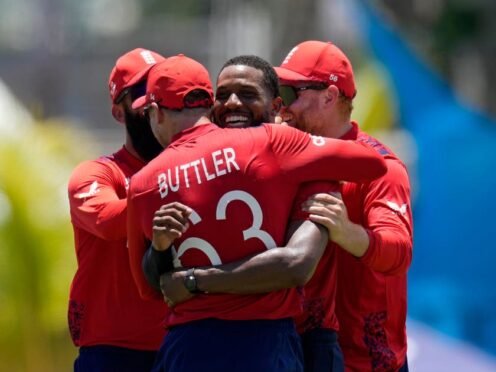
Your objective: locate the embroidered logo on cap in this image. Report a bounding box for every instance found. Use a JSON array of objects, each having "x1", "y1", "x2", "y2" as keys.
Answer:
[
  {"x1": 329, "y1": 74, "x2": 338, "y2": 82},
  {"x1": 140, "y1": 50, "x2": 157, "y2": 65},
  {"x1": 282, "y1": 46, "x2": 299, "y2": 65}
]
